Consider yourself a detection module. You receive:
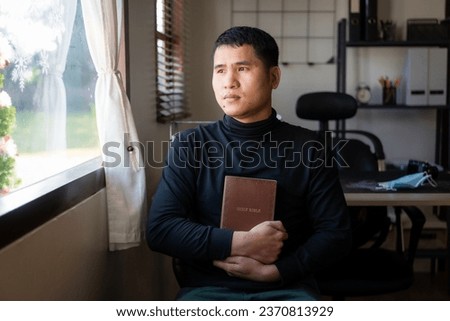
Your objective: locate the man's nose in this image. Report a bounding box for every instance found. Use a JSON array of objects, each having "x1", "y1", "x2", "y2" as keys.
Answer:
[{"x1": 224, "y1": 71, "x2": 238, "y2": 89}]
